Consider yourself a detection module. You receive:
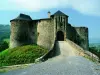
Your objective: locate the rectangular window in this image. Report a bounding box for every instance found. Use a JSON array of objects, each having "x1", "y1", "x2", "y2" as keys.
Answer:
[
  {"x1": 59, "y1": 16, "x2": 60, "y2": 22},
  {"x1": 56, "y1": 17, "x2": 57, "y2": 30},
  {"x1": 61, "y1": 16, "x2": 62, "y2": 22}
]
